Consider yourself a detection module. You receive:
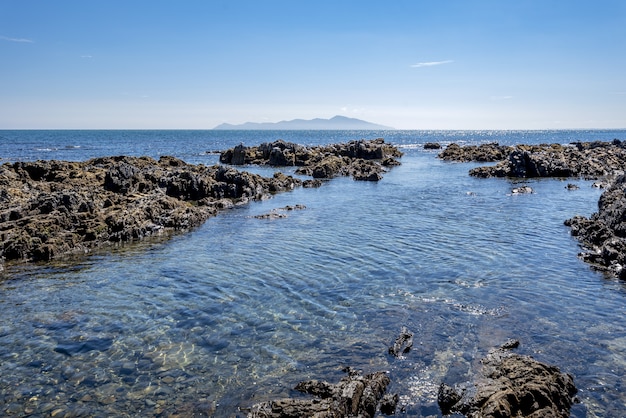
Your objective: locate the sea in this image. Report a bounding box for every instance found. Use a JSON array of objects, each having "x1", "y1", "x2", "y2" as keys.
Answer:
[{"x1": 0, "y1": 129, "x2": 625, "y2": 417}]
